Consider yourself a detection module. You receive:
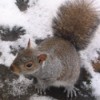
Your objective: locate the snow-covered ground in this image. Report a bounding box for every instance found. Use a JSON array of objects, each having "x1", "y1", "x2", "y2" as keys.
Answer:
[
  {"x1": 0, "y1": 0, "x2": 100, "y2": 100},
  {"x1": 30, "y1": 94, "x2": 57, "y2": 100},
  {"x1": 0, "y1": 0, "x2": 66, "y2": 66}
]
